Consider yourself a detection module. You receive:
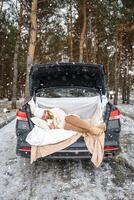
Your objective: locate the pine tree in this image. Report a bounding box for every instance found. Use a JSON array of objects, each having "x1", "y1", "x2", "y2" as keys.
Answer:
[
  {"x1": 12, "y1": 0, "x2": 23, "y2": 109},
  {"x1": 25, "y1": 0, "x2": 37, "y2": 100}
]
